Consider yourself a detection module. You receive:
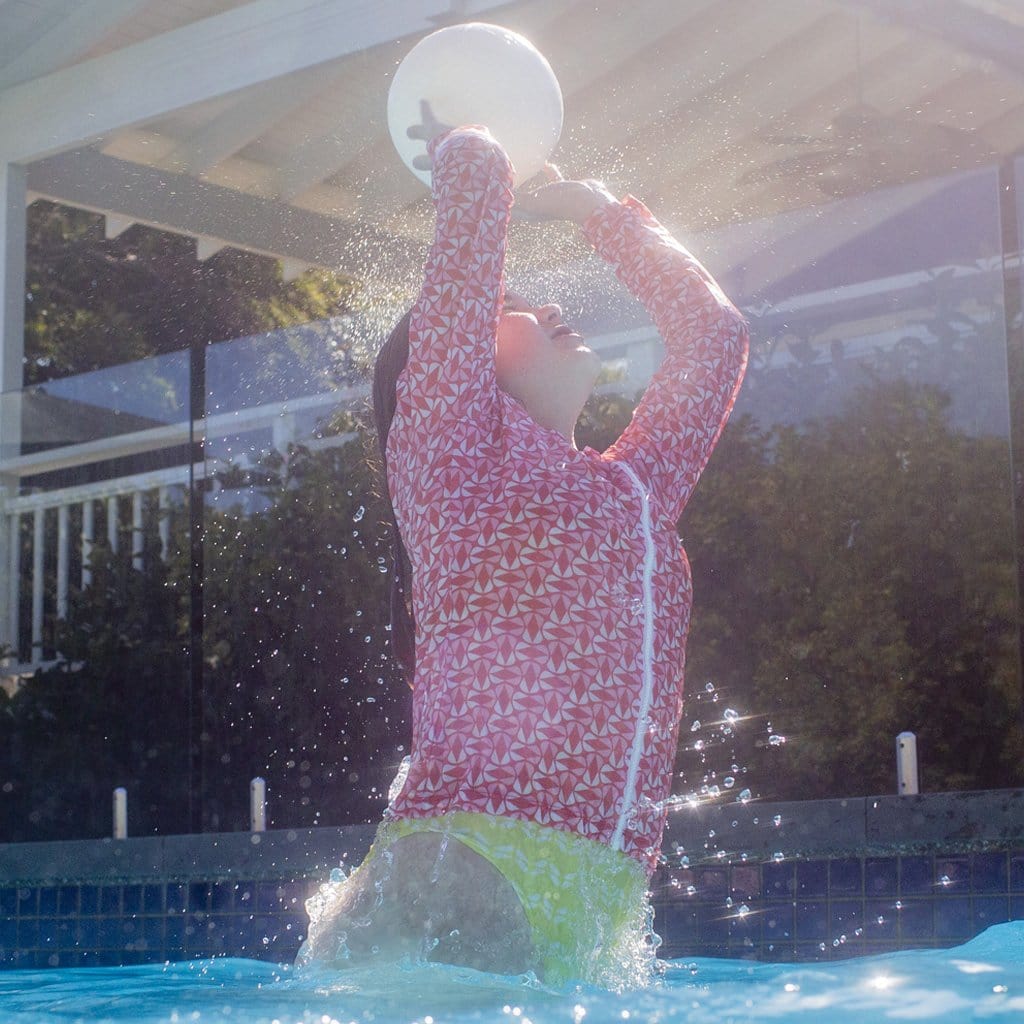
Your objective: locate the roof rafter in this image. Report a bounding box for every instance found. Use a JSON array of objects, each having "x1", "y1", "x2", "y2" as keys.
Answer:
[
  {"x1": 26, "y1": 147, "x2": 420, "y2": 275},
  {"x1": 0, "y1": 0, "x2": 512, "y2": 164}
]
